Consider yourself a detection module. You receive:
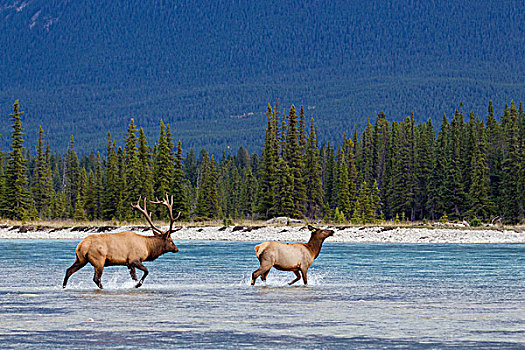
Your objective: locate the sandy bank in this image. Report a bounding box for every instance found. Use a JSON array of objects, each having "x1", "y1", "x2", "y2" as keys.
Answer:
[{"x1": 0, "y1": 224, "x2": 523, "y2": 244}]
